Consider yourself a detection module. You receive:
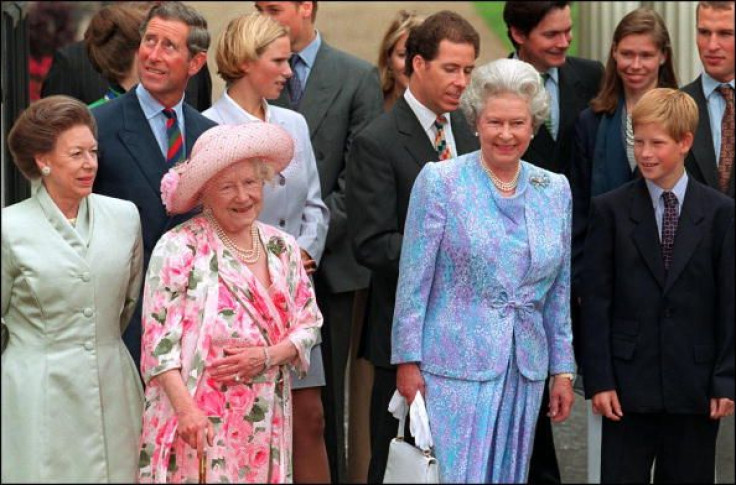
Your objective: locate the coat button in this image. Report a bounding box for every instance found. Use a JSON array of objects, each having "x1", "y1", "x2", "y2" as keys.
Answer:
[
  {"x1": 83, "y1": 341, "x2": 94, "y2": 351},
  {"x1": 279, "y1": 175, "x2": 286, "y2": 186},
  {"x1": 81, "y1": 272, "x2": 91, "y2": 282},
  {"x1": 83, "y1": 308, "x2": 94, "y2": 318},
  {"x1": 279, "y1": 219, "x2": 286, "y2": 227}
]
